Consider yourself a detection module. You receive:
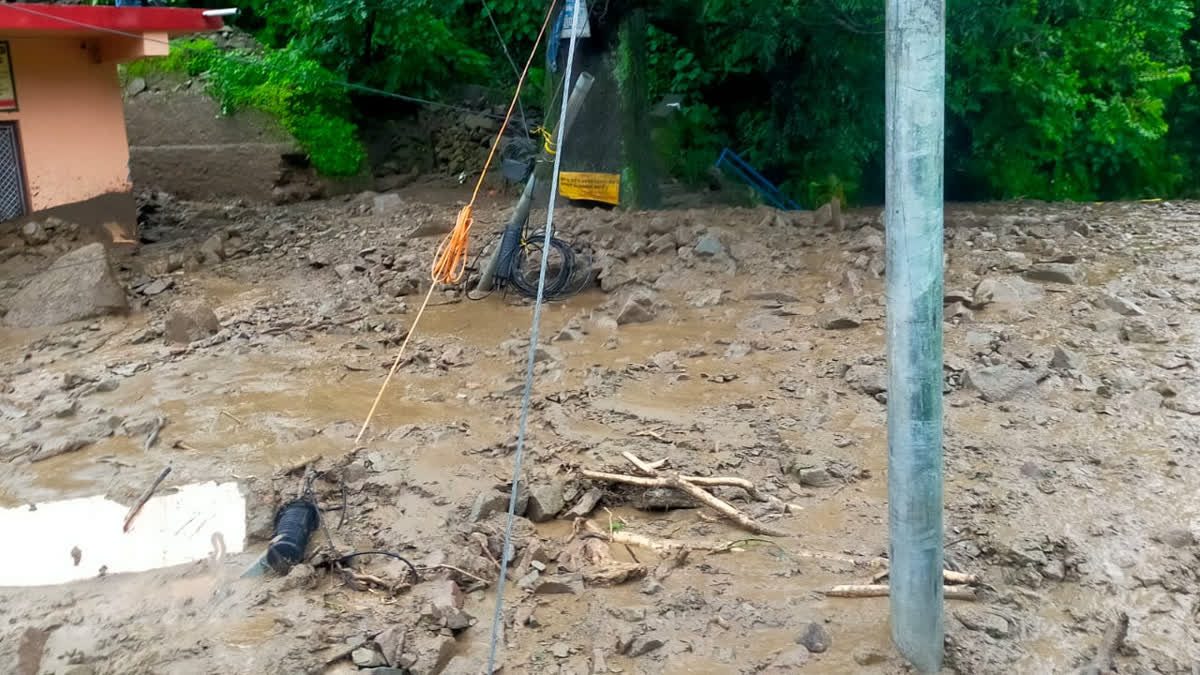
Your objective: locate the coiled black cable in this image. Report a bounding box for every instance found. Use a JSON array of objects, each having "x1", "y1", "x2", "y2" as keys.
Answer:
[{"x1": 495, "y1": 221, "x2": 592, "y2": 300}]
